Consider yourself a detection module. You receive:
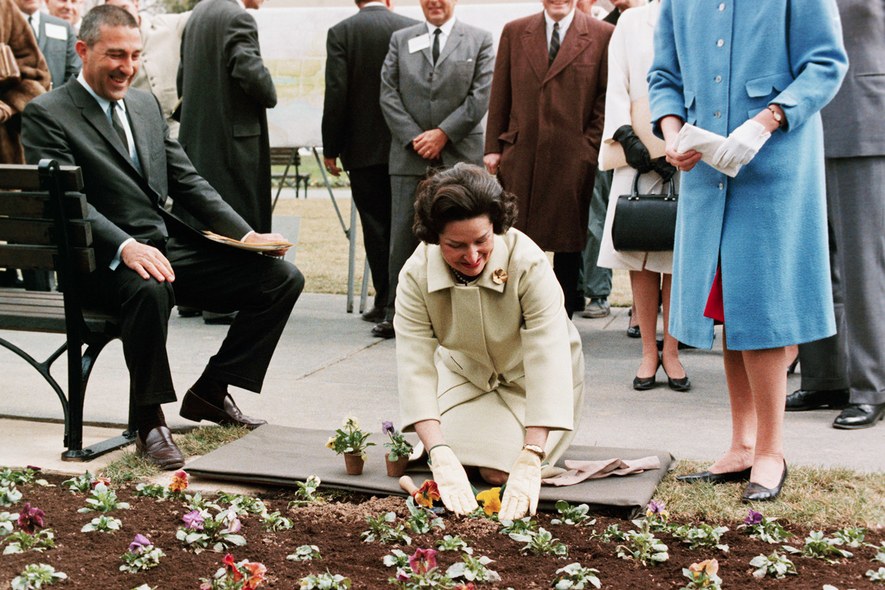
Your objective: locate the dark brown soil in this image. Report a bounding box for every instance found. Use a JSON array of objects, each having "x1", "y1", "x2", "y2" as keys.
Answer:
[{"x1": 1, "y1": 472, "x2": 882, "y2": 589}]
